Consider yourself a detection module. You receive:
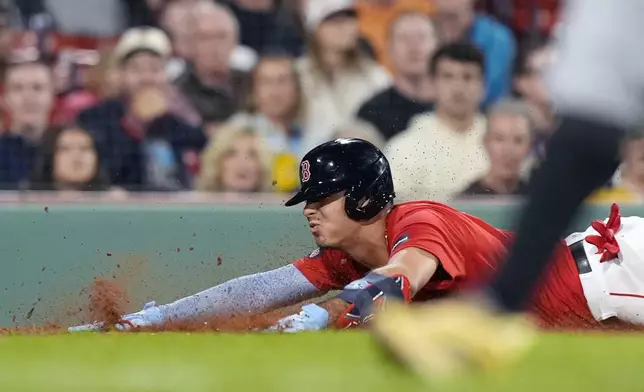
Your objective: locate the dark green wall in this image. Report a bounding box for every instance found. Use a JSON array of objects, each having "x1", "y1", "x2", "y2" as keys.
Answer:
[{"x1": 1, "y1": 202, "x2": 640, "y2": 327}]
